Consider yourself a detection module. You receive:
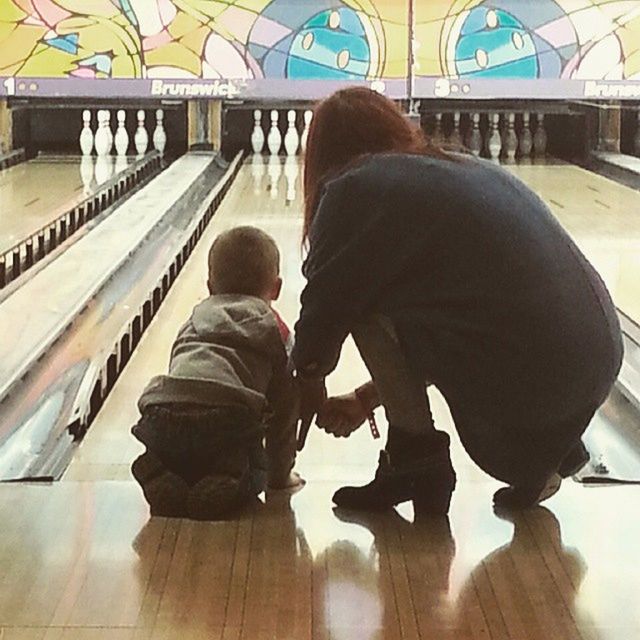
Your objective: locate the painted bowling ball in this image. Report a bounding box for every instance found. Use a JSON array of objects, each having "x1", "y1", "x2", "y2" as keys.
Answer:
[
  {"x1": 248, "y1": 2, "x2": 377, "y2": 80},
  {"x1": 451, "y1": 0, "x2": 575, "y2": 79},
  {"x1": 455, "y1": 7, "x2": 538, "y2": 78},
  {"x1": 288, "y1": 8, "x2": 370, "y2": 79}
]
